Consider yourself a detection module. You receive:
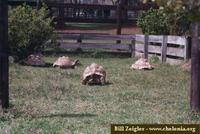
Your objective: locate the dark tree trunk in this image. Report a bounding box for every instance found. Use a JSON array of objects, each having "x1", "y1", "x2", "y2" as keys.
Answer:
[
  {"x1": 190, "y1": 22, "x2": 200, "y2": 113},
  {"x1": 116, "y1": 0, "x2": 124, "y2": 35},
  {"x1": 116, "y1": 0, "x2": 126, "y2": 43},
  {"x1": 57, "y1": 0, "x2": 65, "y2": 29},
  {"x1": 36, "y1": 0, "x2": 41, "y2": 10},
  {"x1": 0, "y1": 0, "x2": 9, "y2": 109},
  {"x1": 123, "y1": 0, "x2": 128, "y2": 21}
]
